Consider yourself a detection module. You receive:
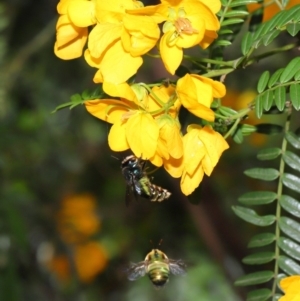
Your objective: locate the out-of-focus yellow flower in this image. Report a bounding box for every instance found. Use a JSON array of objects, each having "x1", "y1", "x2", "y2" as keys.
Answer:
[
  {"x1": 74, "y1": 242, "x2": 108, "y2": 283},
  {"x1": 248, "y1": 0, "x2": 299, "y2": 22},
  {"x1": 56, "y1": 194, "x2": 101, "y2": 244},
  {"x1": 173, "y1": 125, "x2": 229, "y2": 195},
  {"x1": 127, "y1": 0, "x2": 221, "y2": 74},
  {"x1": 47, "y1": 255, "x2": 70, "y2": 283},
  {"x1": 279, "y1": 275, "x2": 300, "y2": 301},
  {"x1": 47, "y1": 242, "x2": 108, "y2": 284},
  {"x1": 177, "y1": 73, "x2": 226, "y2": 122}
]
